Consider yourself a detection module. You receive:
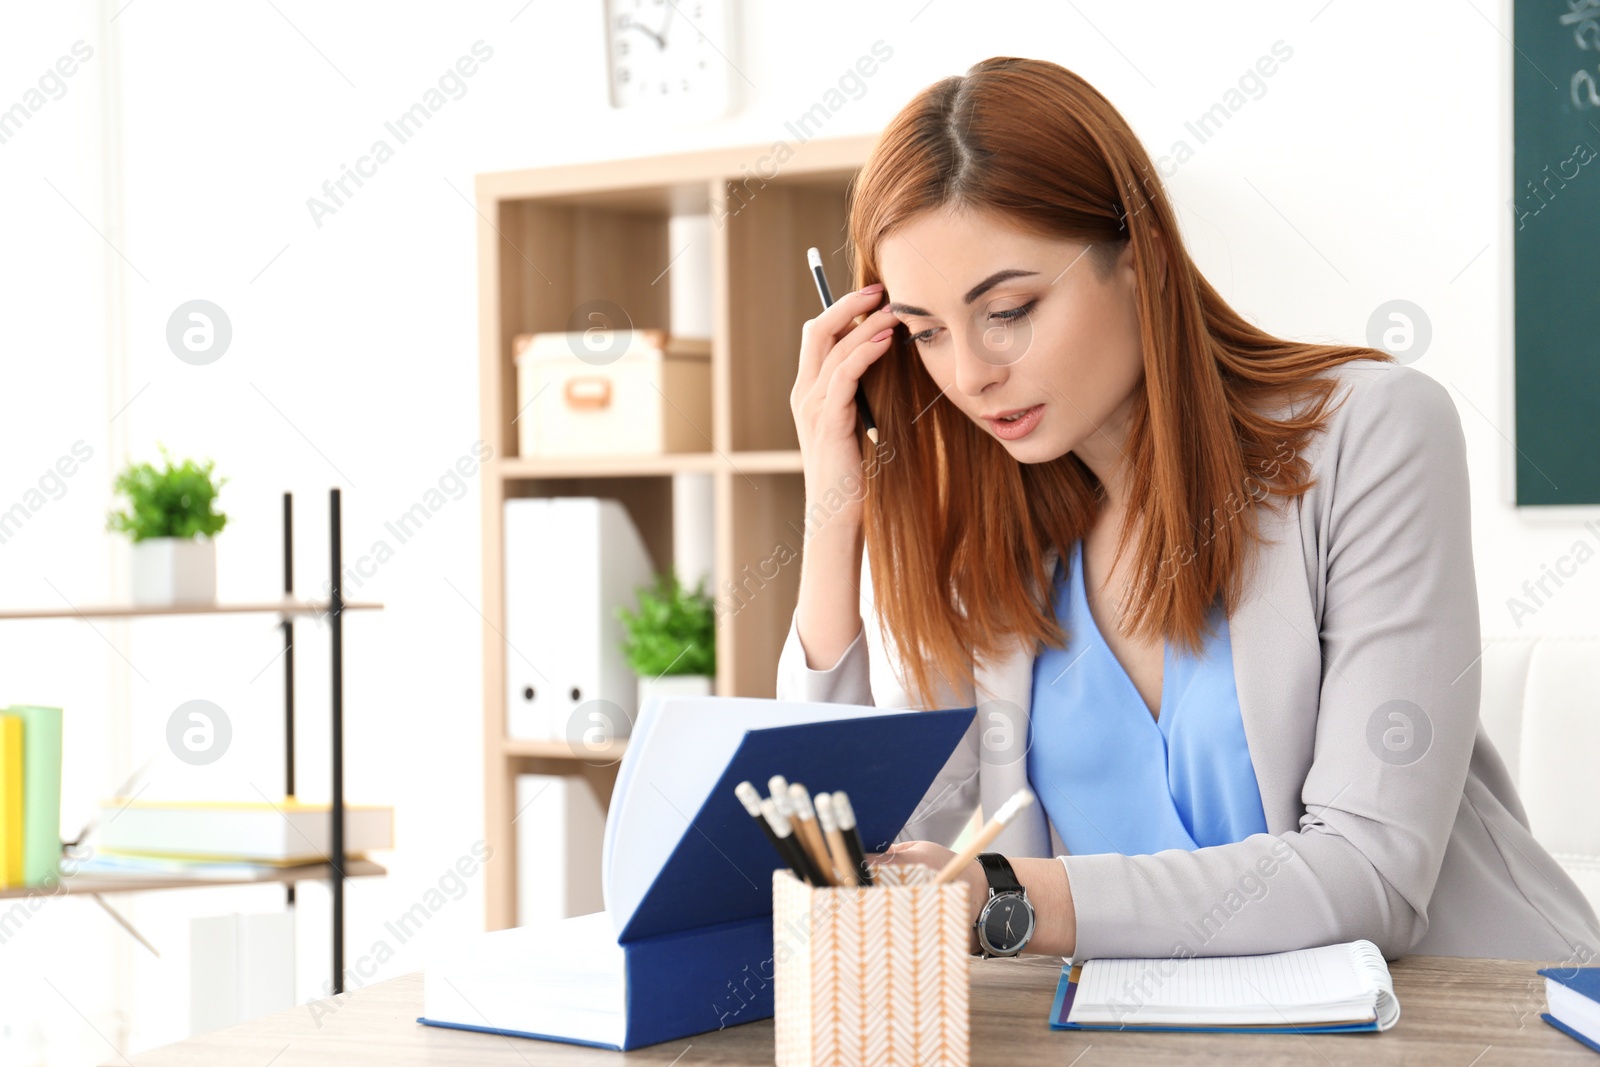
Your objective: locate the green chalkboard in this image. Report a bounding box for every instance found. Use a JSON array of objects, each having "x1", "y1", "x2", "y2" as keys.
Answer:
[{"x1": 1513, "y1": 2, "x2": 1600, "y2": 505}]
